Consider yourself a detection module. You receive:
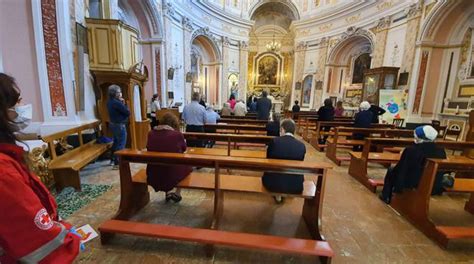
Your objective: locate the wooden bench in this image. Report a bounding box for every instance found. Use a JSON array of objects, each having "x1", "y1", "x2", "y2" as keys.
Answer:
[
  {"x1": 204, "y1": 123, "x2": 267, "y2": 135},
  {"x1": 218, "y1": 118, "x2": 268, "y2": 125},
  {"x1": 301, "y1": 118, "x2": 354, "y2": 142},
  {"x1": 183, "y1": 132, "x2": 273, "y2": 151},
  {"x1": 41, "y1": 121, "x2": 111, "y2": 191},
  {"x1": 99, "y1": 150, "x2": 333, "y2": 263},
  {"x1": 390, "y1": 157, "x2": 474, "y2": 248},
  {"x1": 325, "y1": 127, "x2": 411, "y2": 166},
  {"x1": 348, "y1": 138, "x2": 474, "y2": 192}
]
